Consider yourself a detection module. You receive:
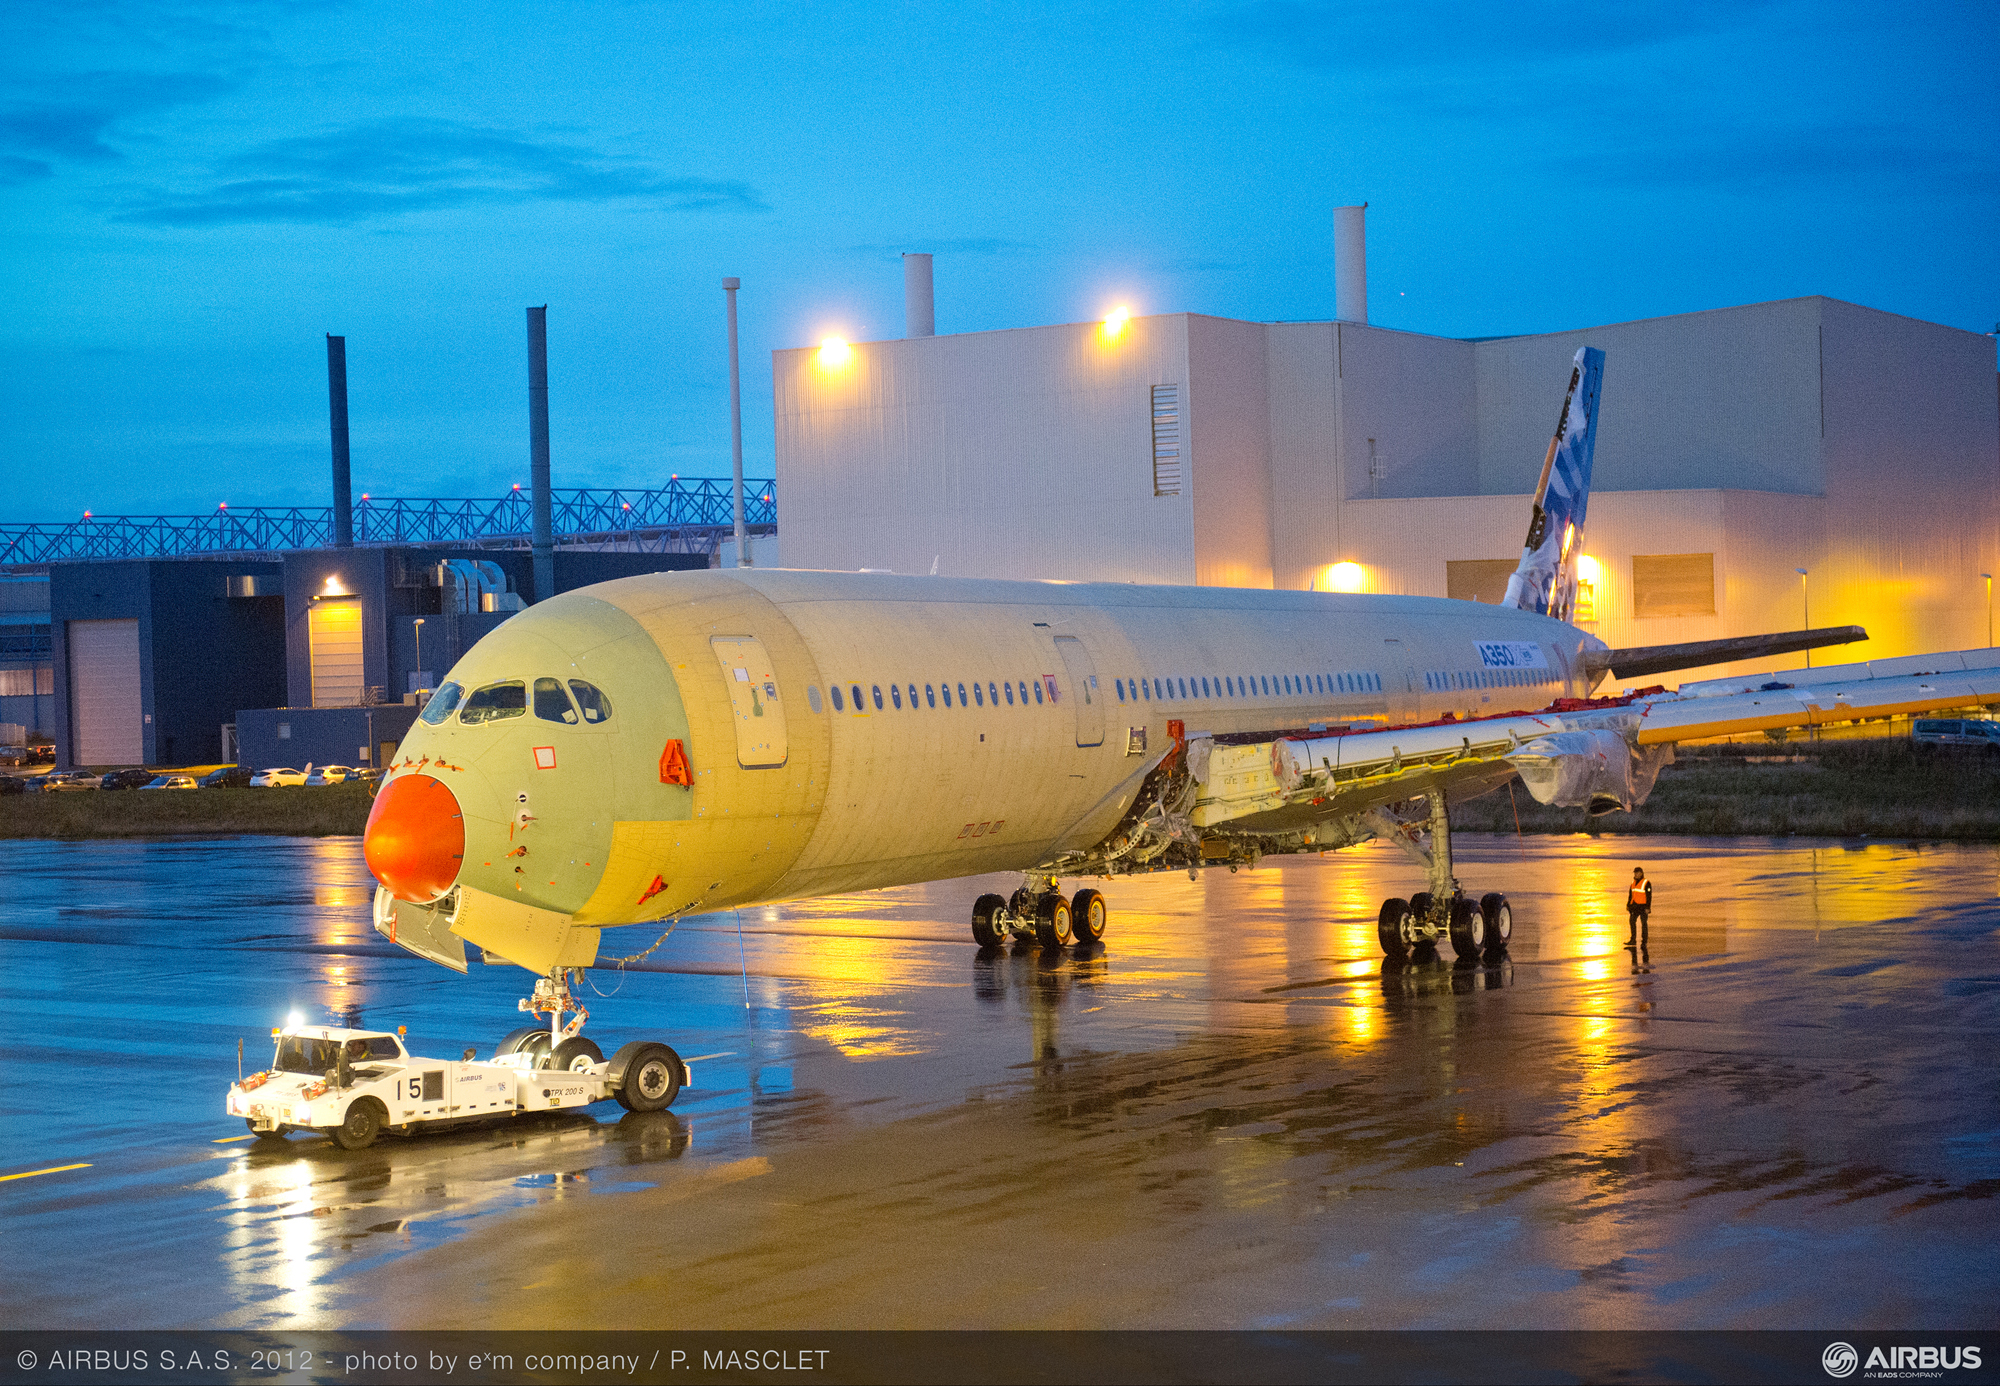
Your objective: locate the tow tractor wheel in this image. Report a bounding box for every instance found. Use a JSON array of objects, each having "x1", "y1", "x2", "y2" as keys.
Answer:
[
  {"x1": 547, "y1": 1035, "x2": 604, "y2": 1072},
  {"x1": 609, "y1": 1041, "x2": 685, "y2": 1113},
  {"x1": 1447, "y1": 897, "x2": 1486, "y2": 959},
  {"x1": 1034, "y1": 892, "x2": 1074, "y2": 949},
  {"x1": 1377, "y1": 898, "x2": 1413, "y2": 959},
  {"x1": 1071, "y1": 888, "x2": 1107, "y2": 943},
  {"x1": 971, "y1": 893, "x2": 1007, "y2": 948},
  {"x1": 1480, "y1": 892, "x2": 1512, "y2": 952},
  {"x1": 246, "y1": 1120, "x2": 286, "y2": 1143},
  {"x1": 330, "y1": 1098, "x2": 385, "y2": 1151}
]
